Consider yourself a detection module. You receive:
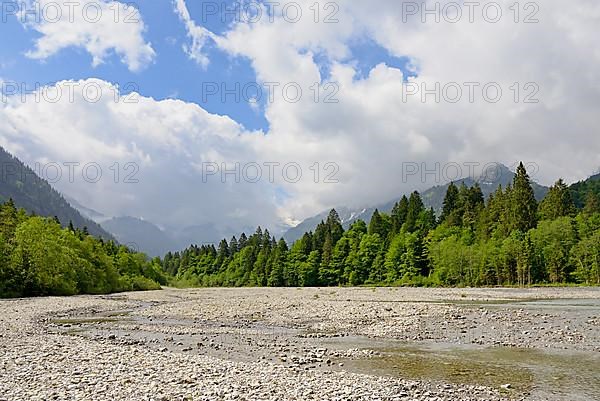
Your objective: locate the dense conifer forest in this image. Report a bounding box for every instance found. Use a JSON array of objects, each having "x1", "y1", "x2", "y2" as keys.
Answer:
[
  {"x1": 163, "y1": 164, "x2": 600, "y2": 287},
  {"x1": 1, "y1": 163, "x2": 599, "y2": 297}
]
